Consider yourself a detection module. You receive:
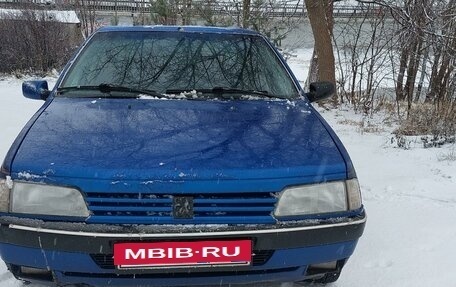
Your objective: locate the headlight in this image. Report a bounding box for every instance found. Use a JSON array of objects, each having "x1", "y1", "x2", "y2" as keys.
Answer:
[
  {"x1": 0, "y1": 176, "x2": 13, "y2": 212},
  {"x1": 11, "y1": 182, "x2": 90, "y2": 217},
  {"x1": 274, "y1": 179, "x2": 362, "y2": 217}
]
